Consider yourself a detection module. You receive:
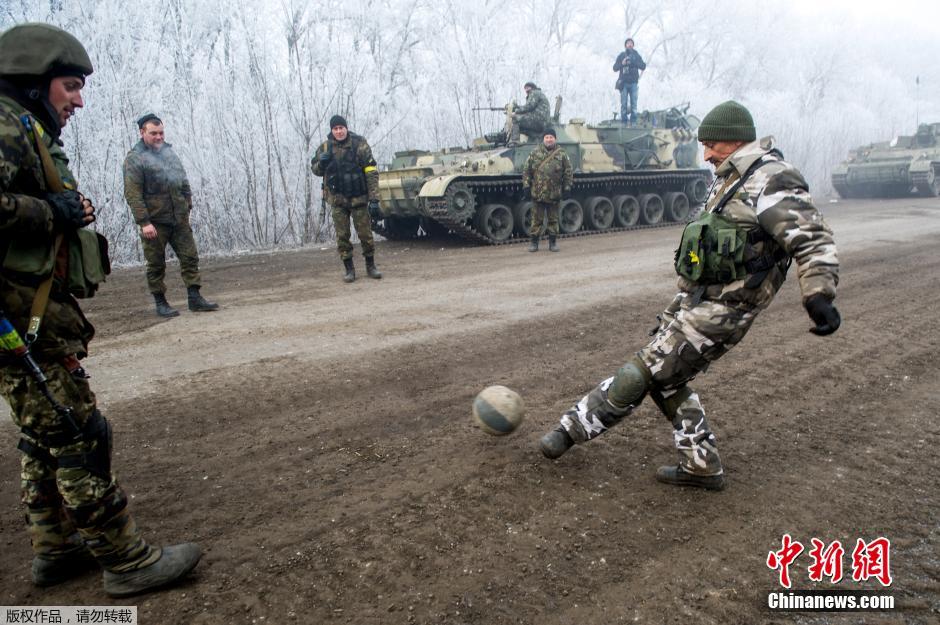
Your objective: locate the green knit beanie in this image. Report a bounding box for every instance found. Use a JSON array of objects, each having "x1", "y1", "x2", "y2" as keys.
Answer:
[{"x1": 697, "y1": 100, "x2": 756, "y2": 142}]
